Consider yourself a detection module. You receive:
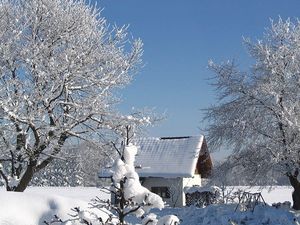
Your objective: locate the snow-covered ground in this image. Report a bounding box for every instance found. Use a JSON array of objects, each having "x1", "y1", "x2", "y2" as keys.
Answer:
[
  {"x1": 151, "y1": 204, "x2": 300, "y2": 225},
  {"x1": 0, "y1": 186, "x2": 298, "y2": 225},
  {"x1": 0, "y1": 187, "x2": 110, "y2": 225},
  {"x1": 223, "y1": 186, "x2": 293, "y2": 204}
]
